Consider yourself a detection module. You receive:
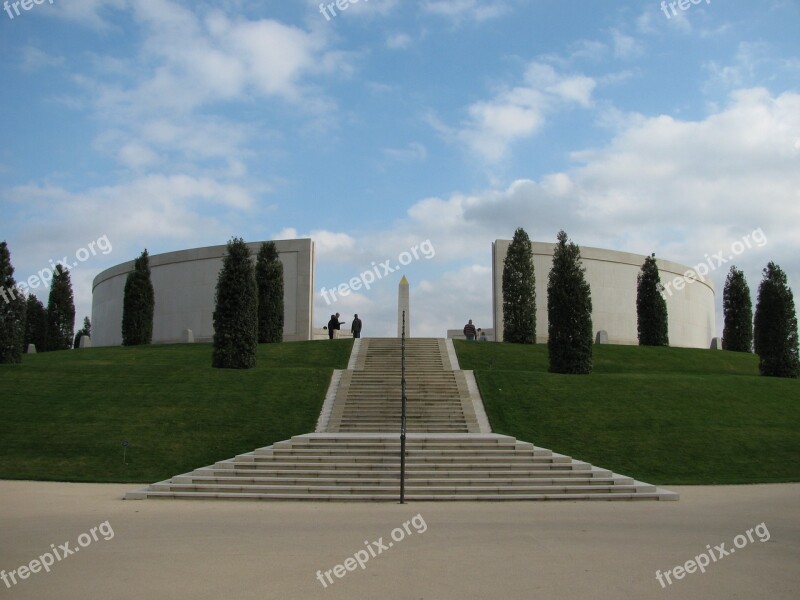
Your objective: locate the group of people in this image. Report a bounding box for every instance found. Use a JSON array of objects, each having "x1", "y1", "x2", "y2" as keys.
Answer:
[
  {"x1": 327, "y1": 313, "x2": 362, "y2": 339},
  {"x1": 463, "y1": 319, "x2": 487, "y2": 341},
  {"x1": 326, "y1": 314, "x2": 484, "y2": 341}
]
